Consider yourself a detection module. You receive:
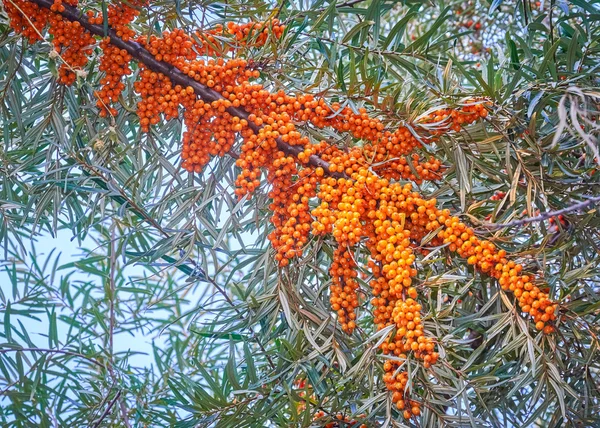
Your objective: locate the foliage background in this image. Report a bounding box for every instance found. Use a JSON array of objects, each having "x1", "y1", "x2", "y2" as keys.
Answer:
[{"x1": 0, "y1": 0, "x2": 599, "y2": 426}]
